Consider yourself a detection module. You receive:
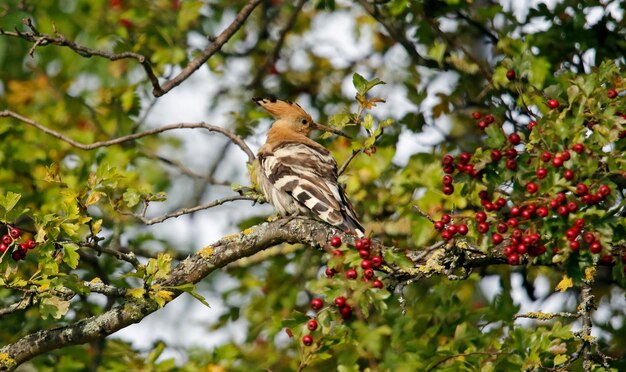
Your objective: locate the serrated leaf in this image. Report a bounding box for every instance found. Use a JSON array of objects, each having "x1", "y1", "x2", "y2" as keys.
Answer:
[
  {"x1": 86, "y1": 191, "x2": 104, "y2": 206},
  {"x1": 40, "y1": 295, "x2": 70, "y2": 319},
  {"x1": 62, "y1": 243, "x2": 80, "y2": 269},
  {"x1": 127, "y1": 288, "x2": 145, "y2": 299},
  {"x1": 362, "y1": 113, "x2": 374, "y2": 130},
  {"x1": 91, "y1": 219, "x2": 103, "y2": 235},
  {"x1": 1, "y1": 191, "x2": 21, "y2": 212},
  {"x1": 123, "y1": 189, "x2": 141, "y2": 208}
]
